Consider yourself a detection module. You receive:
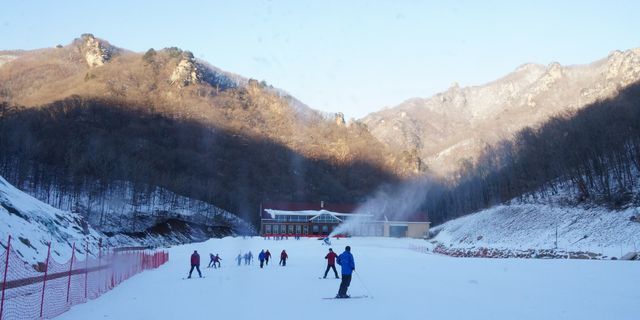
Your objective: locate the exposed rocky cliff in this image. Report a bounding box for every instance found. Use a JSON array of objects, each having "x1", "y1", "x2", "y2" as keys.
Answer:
[
  {"x1": 170, "y1": 51, "x2": 201, "y2": 86},
  {"x1": 362, "y1": 49, "x2": 640, "y2": 175},
  {"x1": 78, "y1": 33, "x2": 114, "y2": 67}
]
